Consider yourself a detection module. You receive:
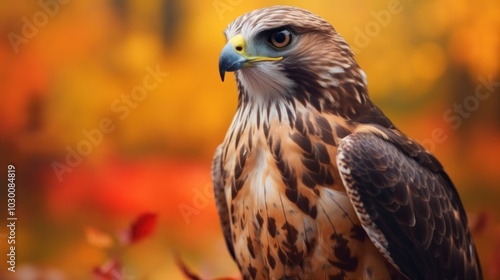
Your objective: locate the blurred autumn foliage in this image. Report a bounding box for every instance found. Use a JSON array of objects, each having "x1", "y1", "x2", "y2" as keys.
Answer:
[
  {"x1": 92, "y1": 213, "x2": 158, "y2": 279},
  {"x1": 0, "y1": 0, "x2": 498, "y2": 279}
]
